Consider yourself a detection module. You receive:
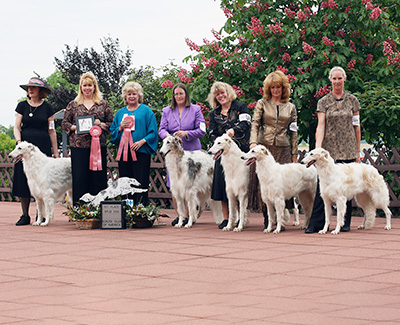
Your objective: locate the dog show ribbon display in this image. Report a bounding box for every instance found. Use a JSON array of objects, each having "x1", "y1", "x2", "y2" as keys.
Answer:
[
  {"x1": 89, "y1": 125, "x2": 102, "y2": 171},
  {"x1": 116, "y1": 116, "x2": 137, "y2": 162}
]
